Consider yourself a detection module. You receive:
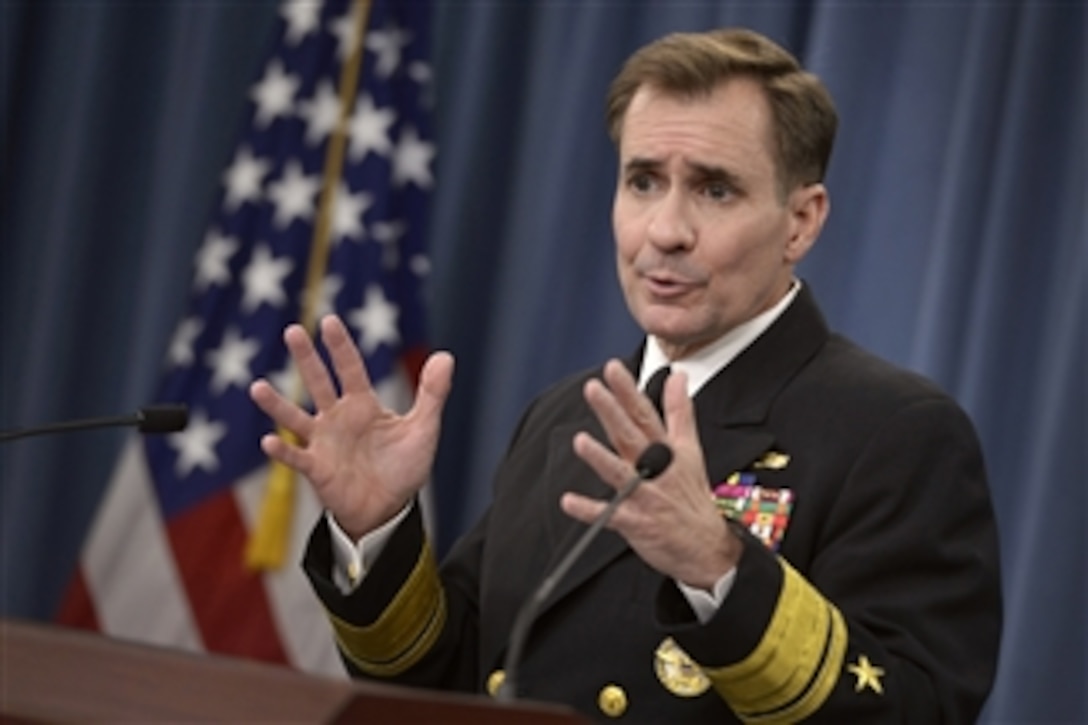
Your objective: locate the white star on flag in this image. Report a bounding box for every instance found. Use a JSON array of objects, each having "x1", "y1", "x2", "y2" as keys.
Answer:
[
  {"x1": 349, "y1": 284, "x2": 400, "y2": 354},
  {"x1": 367, "y1": 26, "x2": 411, "y2": 78},
  {"x1": 205, "y1": 327, "x2": 261, "y2": 395},
  {"x1": 348, "y1": 94, "x2": 395, "y2": 161},
  {"x1": 250, "y1": 59, "x2": 301, "y2": 129},
  {"x1": 221, "y1": 146, "x2": 270, "y2": 211},
  {"x1": 167, "y1": 317, "x2": 204, "y2": 368},
  {"x1": 241, "y1": 244, "x2": 295, "y2": 312},
  {"x1": 372, "y1": 220, "x2": 406, "y2": 268},
  {"x1": 299, "y1": 81, "x2": 343, "y2": 147},
  {"x1": 280, "y1": 0, "x2": 321, "y2": 45},
  {"x1": 267, "y1": 160, "x2": 320, "y2": 229},
  {"x1": 169, "y1": 408, "x2": 228, "y2": 477},
  {"x1": 372, "y1": 219, "x2": 406, "y2": 245},
  {"x1": 331, "y1": 181, "x2": 373, "y2": 243},
  {"x1": 194, "y1": 230, "x2": 238, "y2": 291},
  {"x1": 392, "y1": 126, "x2": 435, "y2": 188},
  {"x1": 410, "y1": 253, "x2": 431, "y2": 277},
  {"x1": 329, "y1": 9, "x2": 362, "y2": 62},
  {"x1": 408, "y1": 61, "x2": 432, "y2": 85}
]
